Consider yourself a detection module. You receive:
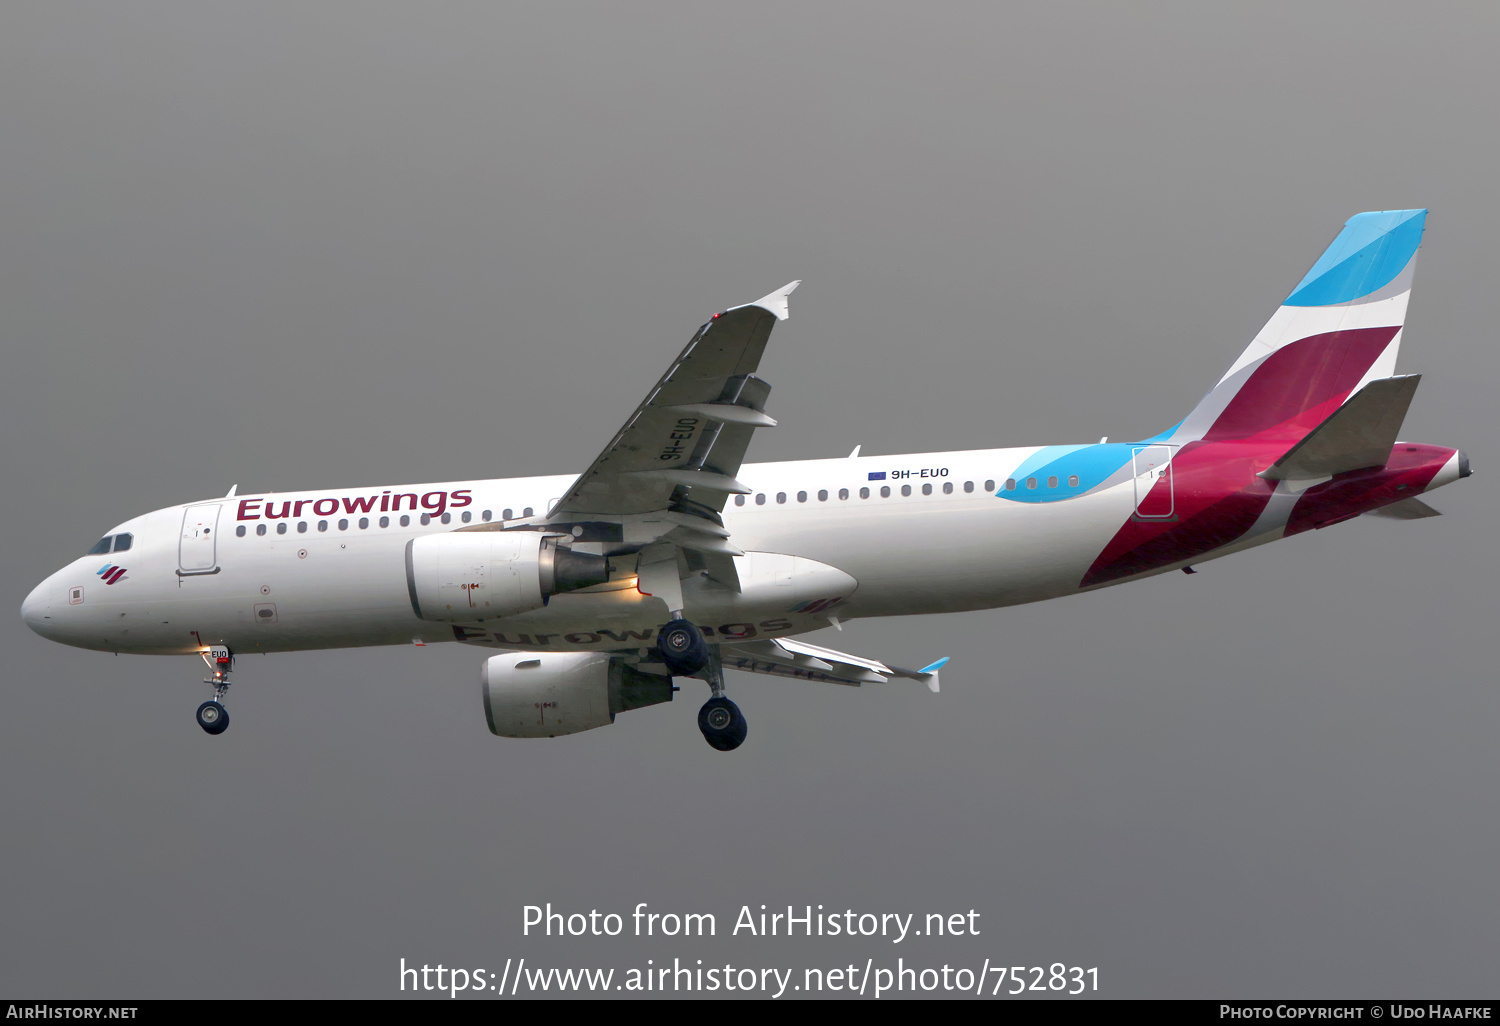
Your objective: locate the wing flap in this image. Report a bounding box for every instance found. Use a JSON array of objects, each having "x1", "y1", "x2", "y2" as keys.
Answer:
[{"x1": 722, "y1": 638, "x2": 945, "y2": 691}]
